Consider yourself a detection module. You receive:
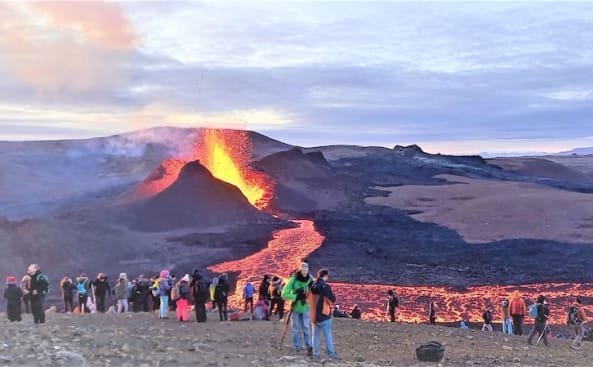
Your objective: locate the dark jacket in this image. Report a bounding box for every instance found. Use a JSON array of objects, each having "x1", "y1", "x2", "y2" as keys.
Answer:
[
  {"x1": 4, "y1": 284, "x2": 23, "y2": 307},
  {"x1": 29, "y1": 271, "x2": 49, "y2": 296},
  {"x1": 214, "y1": 278, "x2": 230, "y2": 302},
  {"x1": 61, "y1": 281, "x2": 76, "y2": 299},
  {"x1": 92, "y1": 278, "x2": 110, "y2": 296},
  {"x1": 310, "y1": 278, "x2": 336, "y2": 323},
  {"x1": 178, "y1": 282, "x2": 191, "y2": 300},
  {"x1": 190, "y1": 271, "x2": 210, "y2": 303}
]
